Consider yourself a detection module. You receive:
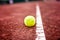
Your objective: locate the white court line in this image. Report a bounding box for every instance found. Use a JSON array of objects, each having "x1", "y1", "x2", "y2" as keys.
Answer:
[{"x1": 36, "y1": 4, "x2": 46, "y2": 40}]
